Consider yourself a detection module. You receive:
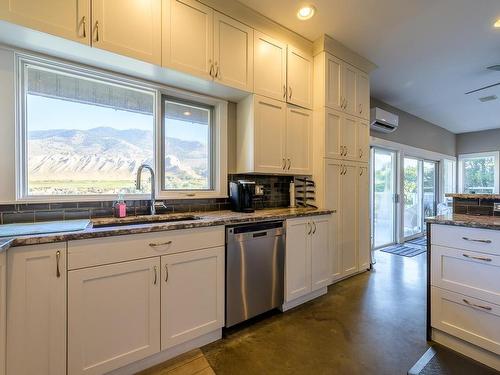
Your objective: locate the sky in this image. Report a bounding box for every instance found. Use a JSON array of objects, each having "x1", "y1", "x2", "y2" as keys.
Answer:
[{"x1": 27, "y1": 95, "x2": 208, "y2": 144}]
